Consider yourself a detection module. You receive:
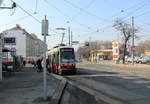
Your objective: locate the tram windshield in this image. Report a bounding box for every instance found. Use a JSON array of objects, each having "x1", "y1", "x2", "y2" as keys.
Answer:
[{"x1": 60, "y1": 48, "x2": 75, "y2": 62}]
